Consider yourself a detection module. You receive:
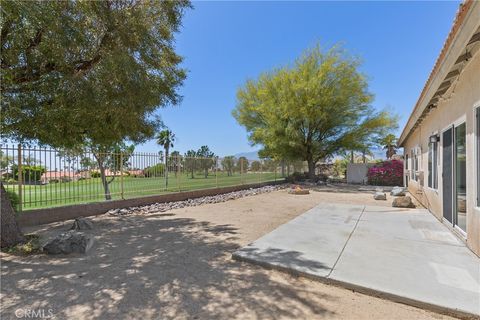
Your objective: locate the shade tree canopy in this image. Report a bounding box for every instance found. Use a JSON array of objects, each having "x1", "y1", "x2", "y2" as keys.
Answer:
[
  {"x1": 0, "y1": 0, "x2": 190, "y2": 247},
  {"x1": 1, "y1": 0, "x2": 191, "y2": 148}
]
